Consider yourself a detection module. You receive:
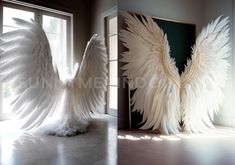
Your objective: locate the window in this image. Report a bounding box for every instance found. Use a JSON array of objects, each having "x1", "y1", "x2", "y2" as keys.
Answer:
[
  {"x1": 3, "y1": 6, "x2": 35, "y2": 33},
  {"x1": 0, "y1": 1, "x2": 73, "y2": 119},
  {"x1": 42, "y1": 14, "x2": 69, "y2": 80},
  {"x1": 106, "y1": 15, "x2": 118, "y2": 116},
  {"x1": 1, "y1": 6, "x2": 36, "y2": 117}
]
